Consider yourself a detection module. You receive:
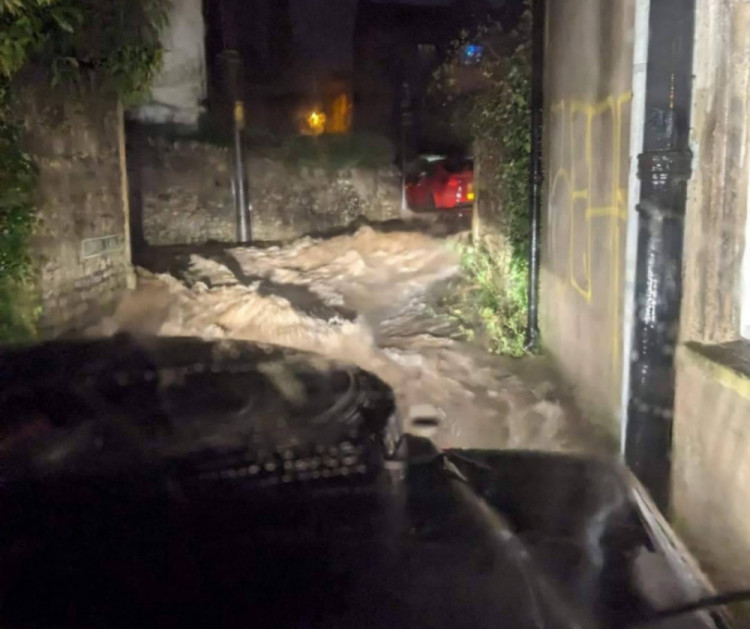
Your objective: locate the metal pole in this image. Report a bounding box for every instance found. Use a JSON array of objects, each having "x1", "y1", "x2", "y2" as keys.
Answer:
[
  {"x1": 400, "y1": 82, "x2": 411, "y2": 214},
  {"x1": 471, "y1": 142, "x2": 480, "y2": 244},
  {"x1": 401, "y1": 123, "x2": 408, "y2": 213},
  {"x1": 222, "y1": 50, "x2": 250, "y2": 243},
  {"x1": 525, "y1": 0, "x2": 545, "y2": 350},
  {"x1": 625, "y1": 0, "x2": 695, "y2": 511},
  {"x1": 233, "y1": 99, "x2": 250, "y2": 243}
]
